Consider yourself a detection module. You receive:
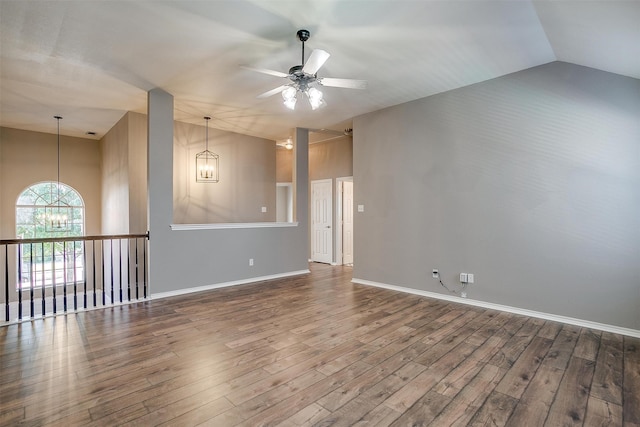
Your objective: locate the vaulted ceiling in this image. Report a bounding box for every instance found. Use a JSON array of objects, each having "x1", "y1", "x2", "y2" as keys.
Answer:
[{"x1": 1, "y1": 0, "x2": 638, "y2": 141}]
